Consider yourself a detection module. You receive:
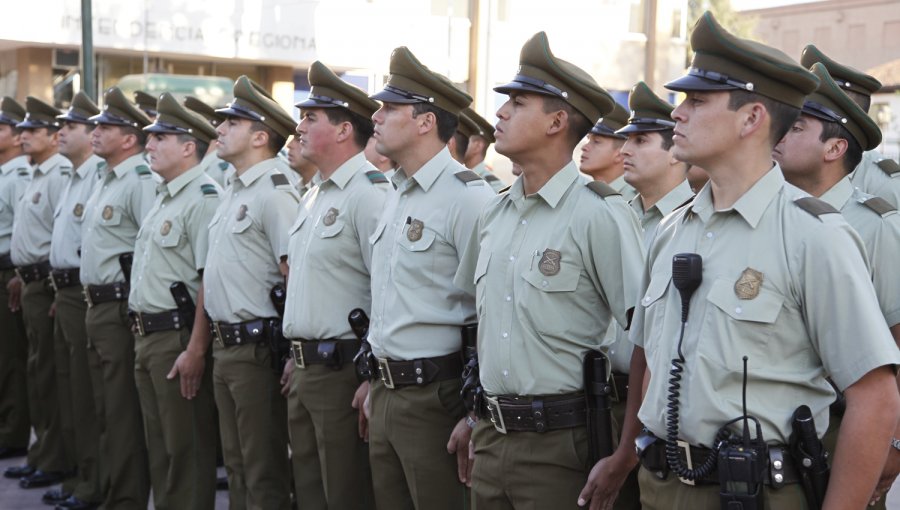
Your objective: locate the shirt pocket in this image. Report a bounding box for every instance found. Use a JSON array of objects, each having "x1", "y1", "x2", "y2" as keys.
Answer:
[
  {"x1": 316, "y1": 220, "x2": 345, "y2": 240},
  {"x1": 155, "y1": 221, "x2": 184, "y2": 249},
  {"x1": 518, "y1": 262, "x2": 580, "y2": 337},
  {"x1": 393, "y1": 227, "x2": 438, "y2": 290},
  {"x1": 99, "y1": 205, "x2": 123, "y2": 228},
  {"x1": 232, "y1": 216, "x2": 252, "y2": 234}
]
